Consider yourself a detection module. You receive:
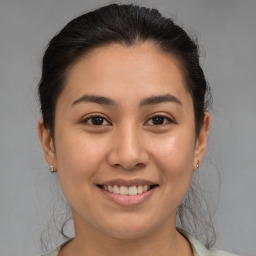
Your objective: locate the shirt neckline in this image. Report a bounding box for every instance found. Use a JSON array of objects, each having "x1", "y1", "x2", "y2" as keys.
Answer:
[{"x1": 49, "y1": 228, "x2": 211, "y2": 256}]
